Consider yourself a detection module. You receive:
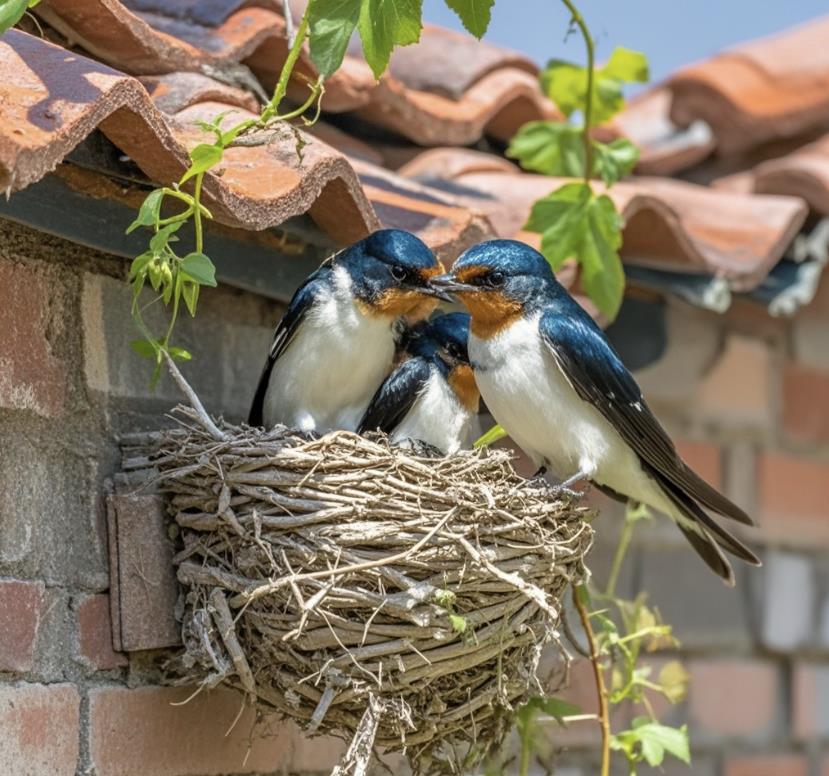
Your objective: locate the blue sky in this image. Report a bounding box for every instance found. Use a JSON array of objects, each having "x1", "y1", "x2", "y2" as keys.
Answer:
[{"x1": 422, "y1": 0, "x2": 827, "y2": 83}]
